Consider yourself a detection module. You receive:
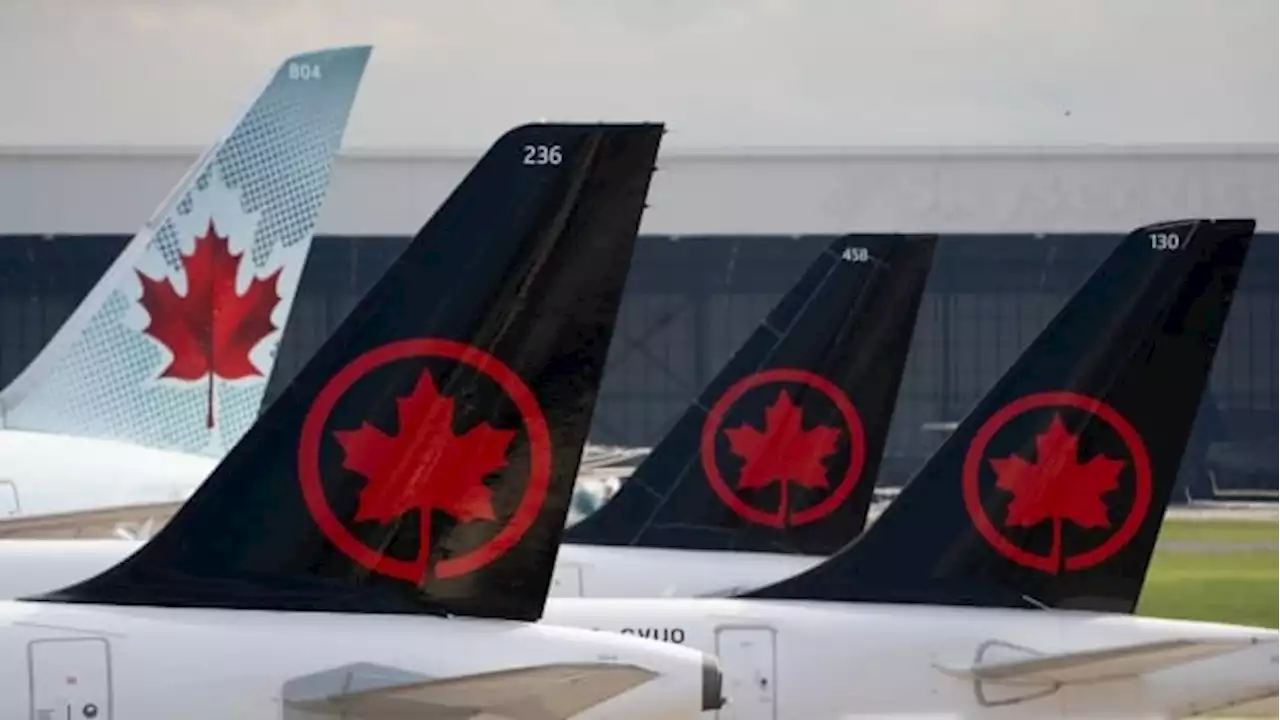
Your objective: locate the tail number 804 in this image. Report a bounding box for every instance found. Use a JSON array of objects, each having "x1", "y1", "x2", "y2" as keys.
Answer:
[{"x1": 288, "y1": 63, "x2": 322, "y2": 80}]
